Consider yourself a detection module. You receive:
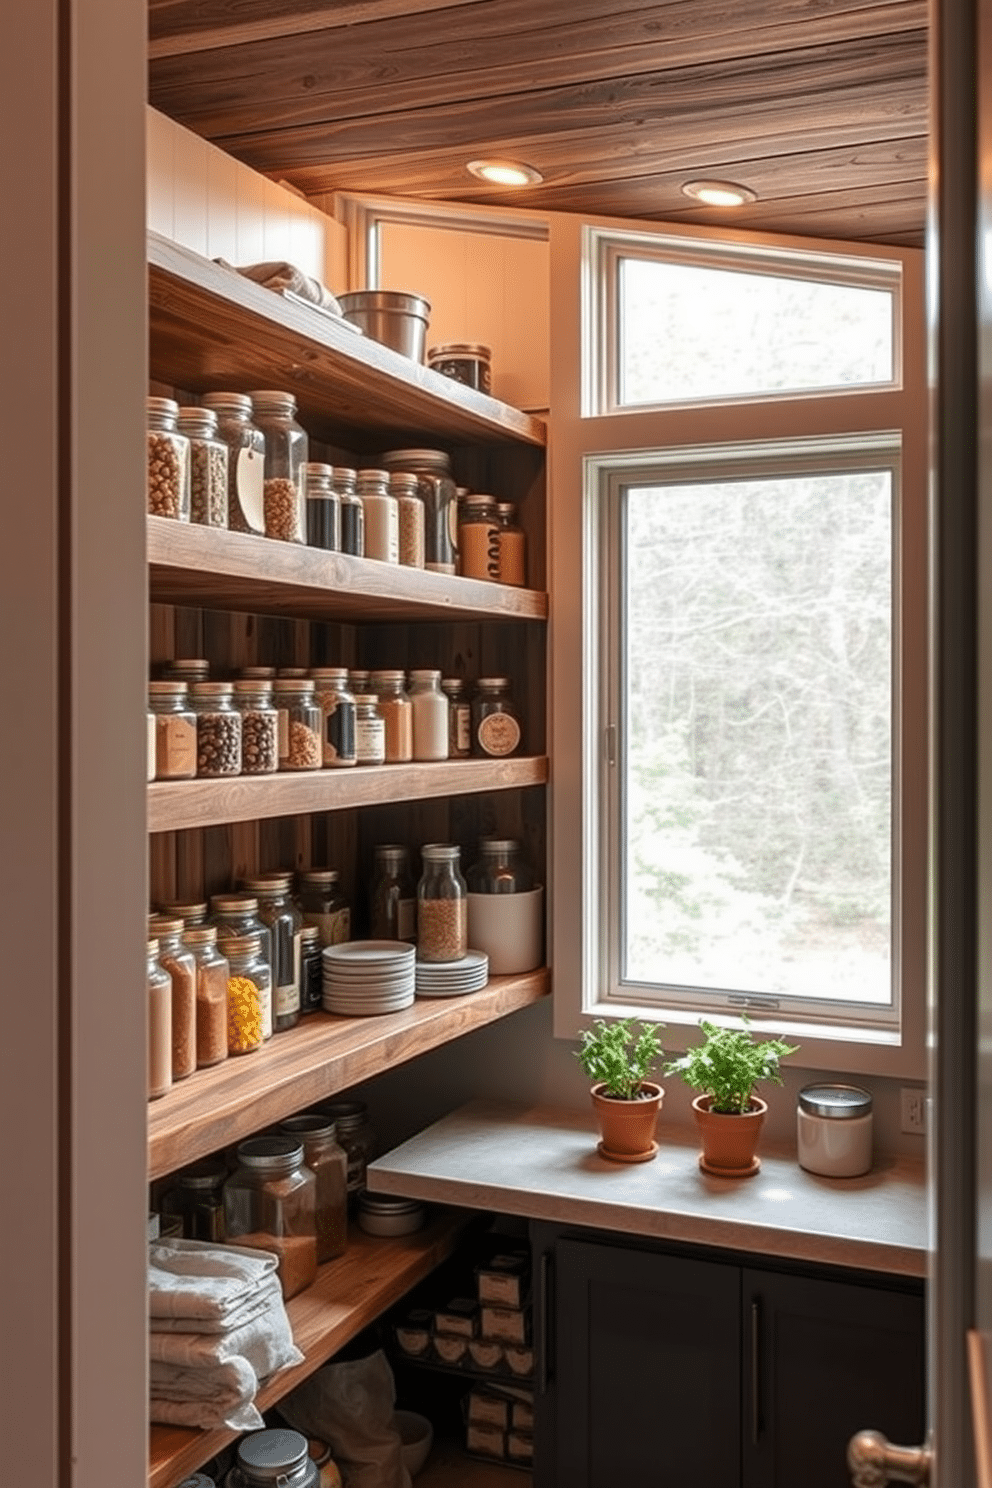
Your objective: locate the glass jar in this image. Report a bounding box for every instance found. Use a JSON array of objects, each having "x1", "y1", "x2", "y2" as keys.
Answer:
[
  {"x1": 296, "y1": 868, "x2": 351, "y2": 947},
  {"x1": 190, "y1": 682, "x2": 242, "y2": 777},
  {"x1": 472, "y1": 676, "x2": 521, "y2": 758},
  {"x1": 148, "y1": 937, "x2": 172, "y2": 1100},
  {"x1": 147, "y1": 396, "x2": 191, "y2": 521},
  {"x1": 200, "y1": 392, "x2": 266, "y2": 534},
  {"x1": 148, "y1": 915, "x2": 197, "y2": 1081},
  {"x1": 224, "y1": 1137, "x2": 318, "y2": 1299},
  {"x1": 389, "y1": 471, "x2": 425, "y2": 568},
  {"x1": 408, "y1": 669, "x2": 449, "y2": 761},
  {"x1": 496, "y1": 500, "x2": 527, "y2": 586},
  {"x1": 299, "y1": 924, "x2": 323, "y2": 1015},
  {"x1": 356, "y1": 469, "x2": 399, "y2": 563},
  {"x1": 370, "y1": 843, "x2": 417, "y2": 942},
  {"x1": 232, "y1": 679, "x2": 279, "y2": 775},
  {"x1": 272, "y1": 679, "x2": 321, "y2": 771},
  {"x1": 417, "y1": 844, "x2": 468, "y2": 962},
  {"x1": 427, "y1": 341, "x2": 492, "y2": 393},
  {"x1": 226, "y1": 1428, "x2": 319, "y2": 1488},
  {"x1": 250, "y1": 389, "x2": 308, "y2": 544},
  {"x1": 149, "y1": 681, "x2": 198, "y2": 780},
  {"x1": 334, "y1": 468, "x2": 364, "y2": 557},
  {"x1": 240, "y1": 665, "x2": 277, "y2": 681},
  {"x1": 147, "y1": 710, "x2": 156, "y2": 782},
  {"x1": 279, "y1": 1114, "x2": 348, "y2": 1263},
  {"x1": 370, "y1": 669, "x2": 413, "y2": 762},
  {"x1": 310, "y1": 668, "x2": 357, "y2": 768},
  {"x1": 354, "y1": 694, "x2": 386, "y2": 765},
  {"x1": 210, "y1": 896, "x2": 273, "y2": 1039},
  {"x1": 162, "y1": 1159, "x2": 228, "y2": 1242},
  {"x1": 304, "y1": 461, "x2": 341, "y2": 552},
  {"x1": 318, "y1": 1101, "x2": 375, "y2": 1204},
  {"x1": 466, "y1": 838, "x2": 535, "y2": 894},
  {"x1": 223, "y1": 932, "x2": 267, "y2": 1055},
  {"x1": 348, "y1": 669, "x2": 370, "y2": 696},
  {"x1": 458, "y1": 493, "x2": 502, "y2": 582},
  {"x1": 162, "y1": 658, "x2": 210, "y2": 685},
  {"x1": 441, "y1": 677, "x2": 472, "y2": 758},
  {"x1": 378, "y1": 449, "x2": 458, "y2": 574},
  {"x1": 243, "y1": 873, "x2": 303, "y2": 1031},
  {"x1": 160, "y1": 899, "x2": 209, "y2": 926},
  {"x1": 176, "y1": 406, "x2": 229, "y2": 528},
  {"x1": 181, "y1": 924, "x2": 230, "y2": 1068}
]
